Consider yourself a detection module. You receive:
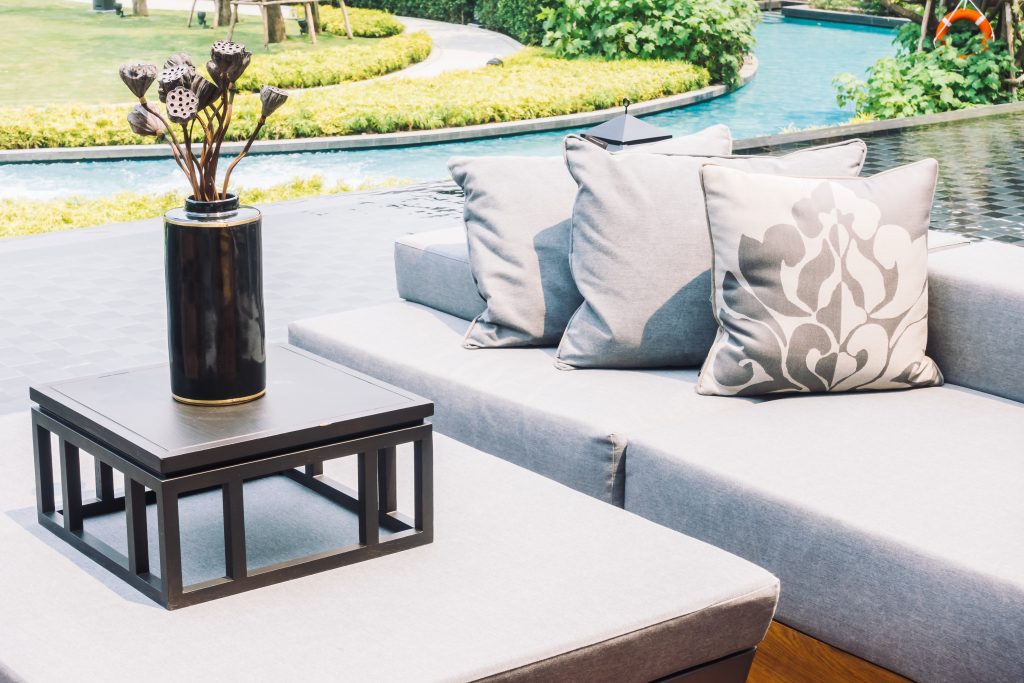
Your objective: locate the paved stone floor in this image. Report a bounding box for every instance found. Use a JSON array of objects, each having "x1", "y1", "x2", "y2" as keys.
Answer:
[
  {"x1": 3, "y1": 113, "x2": 1024, "y2": 416},
  {"x1": 0, "y1": 184, "x2": 463, "y2": 416}
]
